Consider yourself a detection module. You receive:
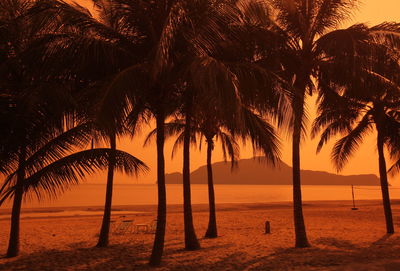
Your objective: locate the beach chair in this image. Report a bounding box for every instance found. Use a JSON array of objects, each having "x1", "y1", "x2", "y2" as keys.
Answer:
[
  {"x1": 135, "y1": 220, "x2": 157, "y2": 234},
  {"x1": 114, "y1": 219, "x2": 134, "y2": 234}
]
